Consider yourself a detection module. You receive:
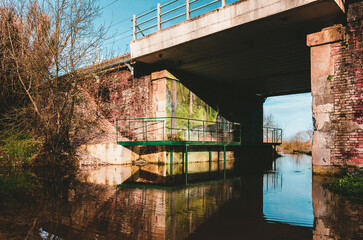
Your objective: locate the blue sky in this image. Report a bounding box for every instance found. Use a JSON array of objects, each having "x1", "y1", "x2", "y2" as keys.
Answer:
[
  {"x1": 99, "y1": 0, "x2": 188, "y2": 57},
  {"x1": 98, "y1": 0, "x2": 240, "y2": 58},
  {"x1": 264, "y1": 93, "x2": 313, "y2": 139},
  {"x1": 98, "y1": 1, "x2": 313, "y2": 139}
]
